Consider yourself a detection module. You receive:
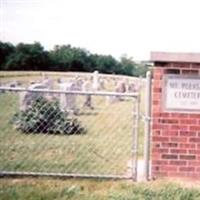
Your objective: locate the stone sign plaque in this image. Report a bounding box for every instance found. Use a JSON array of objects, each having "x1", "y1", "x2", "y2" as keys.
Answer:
[{"x1": 163, "y1": 75, "x2": 200, "y2": 112}]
